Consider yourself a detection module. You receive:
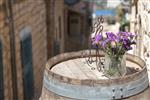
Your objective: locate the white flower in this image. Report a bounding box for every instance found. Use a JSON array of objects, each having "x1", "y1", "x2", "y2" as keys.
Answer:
[{"x1": 102, "y1": 32, "x2": 107, "y2": 38}]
